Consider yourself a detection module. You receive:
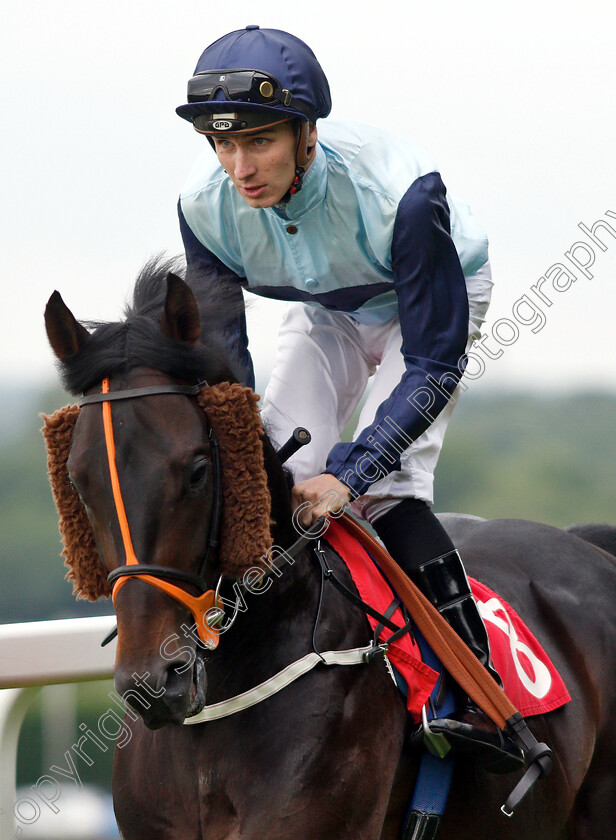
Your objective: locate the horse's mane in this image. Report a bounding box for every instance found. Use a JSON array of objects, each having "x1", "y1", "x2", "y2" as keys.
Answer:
[{"x1": 57, "y1": 256, "x2": 246, "y2": 395}]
